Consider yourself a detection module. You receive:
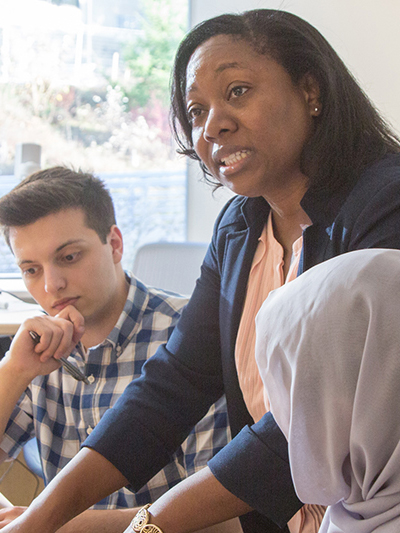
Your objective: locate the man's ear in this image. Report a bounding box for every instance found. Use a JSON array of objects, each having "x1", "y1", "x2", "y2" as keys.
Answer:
[
  {"x1": 108, "y1": 225, "x2": 124, "y2": 264},
  {"x1": 300, "y1": 73, "x2": 322, "y2": 117}
]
